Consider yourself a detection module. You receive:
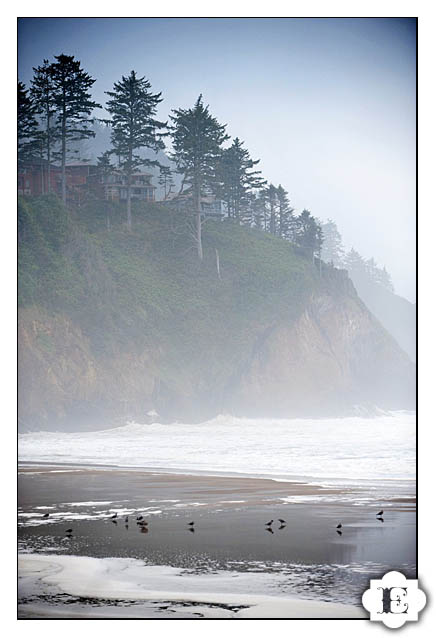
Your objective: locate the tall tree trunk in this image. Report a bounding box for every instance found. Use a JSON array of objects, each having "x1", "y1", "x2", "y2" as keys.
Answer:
[
  {"x1": 61, "y1": 110, "x2": 66, "y2": 205},
  {"x1": 127, "y1": 177, "x2": 132, "y2": 231},
  {"x1": 46, "y1": 104, "x2": 51, "y2": 194},
  {"x1": 126, "y1": 145, "x2": 133, "y2": 231},
  {"x1": 196, "y1": 182, "x2": 203, "y2": 261}
]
